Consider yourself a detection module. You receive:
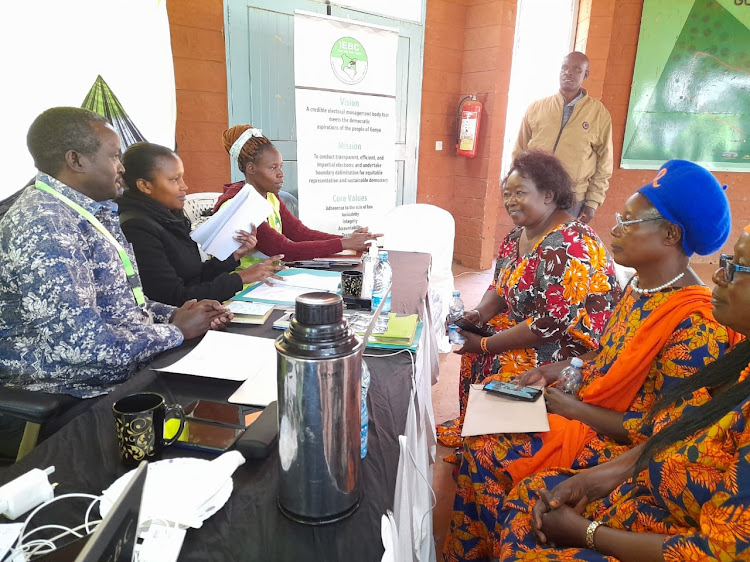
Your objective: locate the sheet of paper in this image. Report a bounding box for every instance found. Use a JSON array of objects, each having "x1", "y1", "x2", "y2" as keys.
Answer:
[
  {"x1": 270, "y1": 272, "x2": 341, "y2": 292},
  {"x1": 0, "y1": 523, "x2": 23, "y2": 561},
  {"x1": 240, "y1": 283, "x2": 319, "y2": 304},
  {"x1": 227, "y1": 349, "x2": 279, "y2": 407},
  {"x1": 190, "y1": 184, "x2": 272, "y2": 260},
  {"x1": 461, "y1": 384, "x2": 550, "y2": 437},
  {"x1": 155, "y1": 331, "x2": 276, "y2": 382},
  {"x1": 225, "y1": 301, "x2": 274, "y2": 316}
]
